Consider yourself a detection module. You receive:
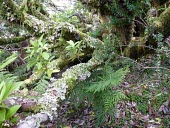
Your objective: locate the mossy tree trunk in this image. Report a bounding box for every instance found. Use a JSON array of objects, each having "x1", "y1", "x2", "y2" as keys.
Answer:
[{"x1": 79, "y1": 0, "x2": 170, "y2": 58}]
